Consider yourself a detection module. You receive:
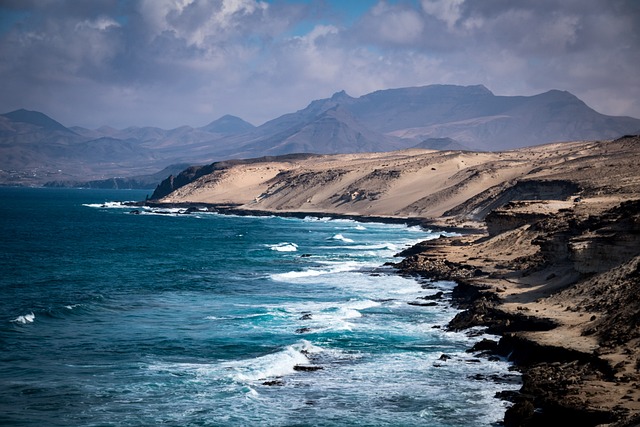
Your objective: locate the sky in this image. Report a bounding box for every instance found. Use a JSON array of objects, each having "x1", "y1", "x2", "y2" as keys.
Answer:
[{"x1": 0, "y1": 0, "x2": 639, "y2": 129}]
